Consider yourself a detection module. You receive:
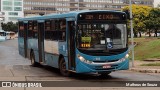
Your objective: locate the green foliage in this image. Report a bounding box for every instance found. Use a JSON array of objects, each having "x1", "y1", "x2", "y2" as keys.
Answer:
[
  {"x1": 122, "y1": 5, "x2": 160, "y2": 37},
  {"x1": 144, "y1": 8, "x2": 160, "y2": 37},
  {"x1": 1, "y1": 21, "x2": 18, "y2": 32},
  {"x1": 130, "y1": 38, "x2": 160, "y2": 60},
  {"x1": 149, "y1": 8, "x2": 160, "y2": 30}
]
